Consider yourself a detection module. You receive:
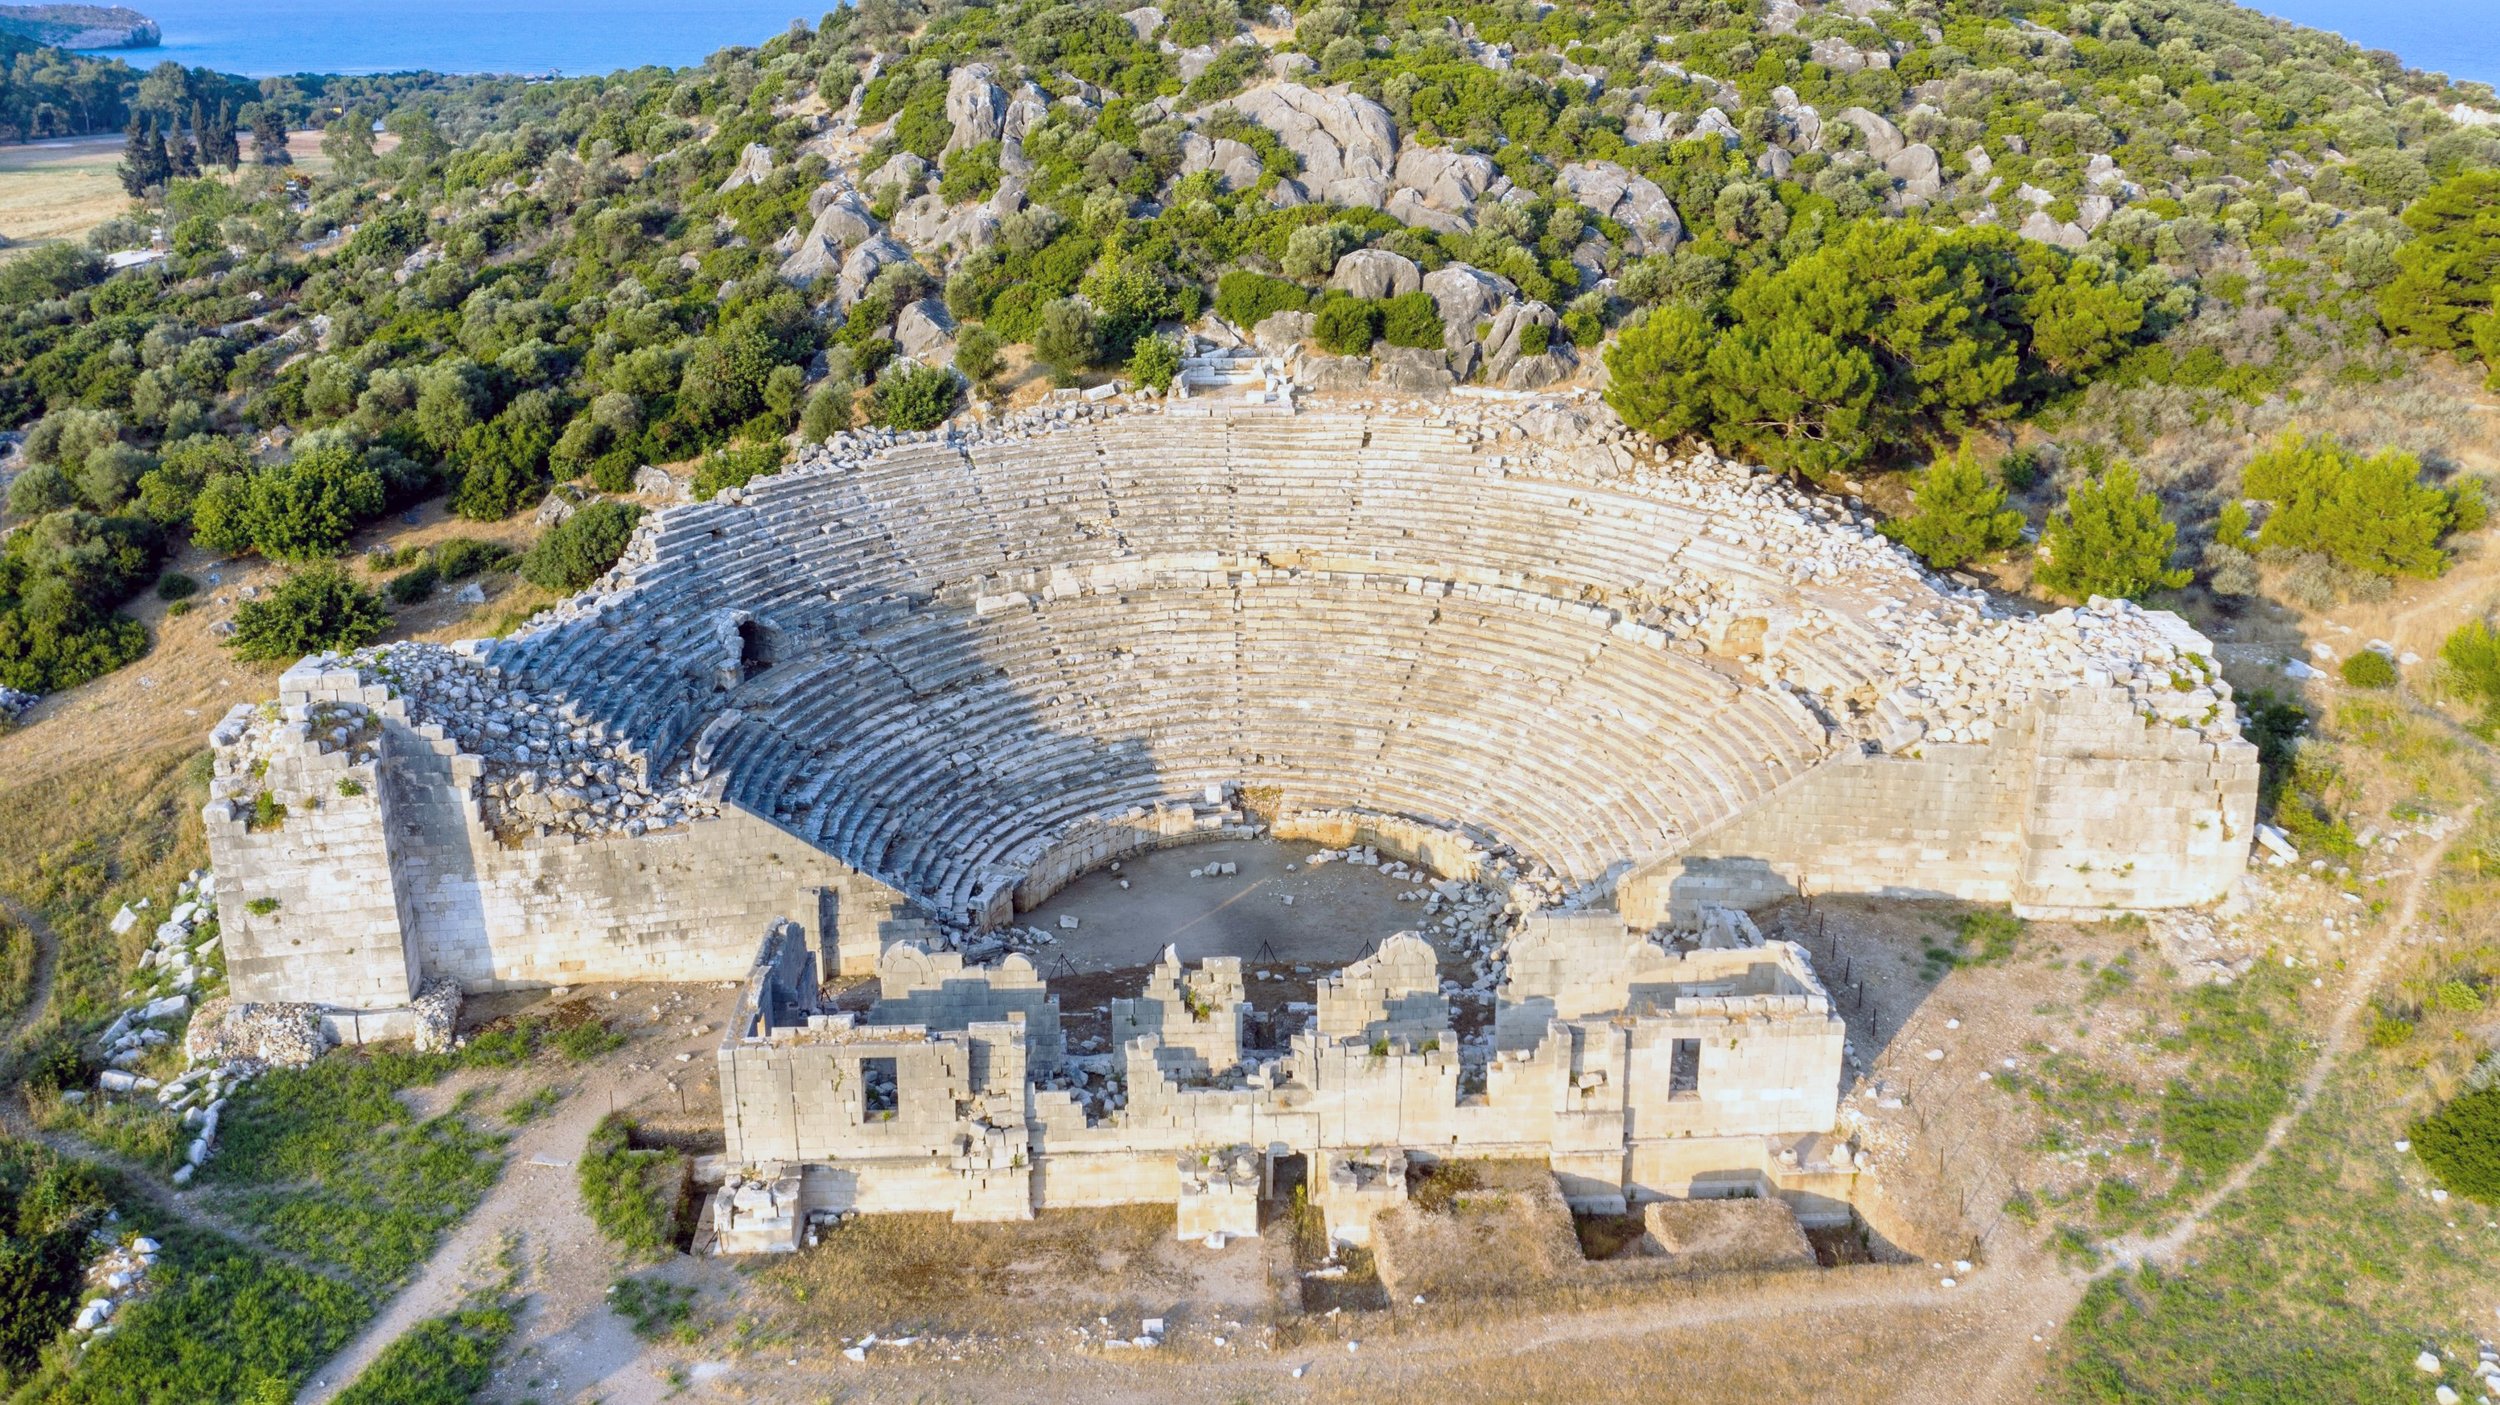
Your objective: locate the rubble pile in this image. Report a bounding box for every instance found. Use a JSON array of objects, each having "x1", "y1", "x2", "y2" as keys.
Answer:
[
  {"x1": 1870, "y1": 595, "x2": 2238, "y2": 746},
  {"x1": 337, "y1": 641, "x2": 725, "y2": 840}
]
